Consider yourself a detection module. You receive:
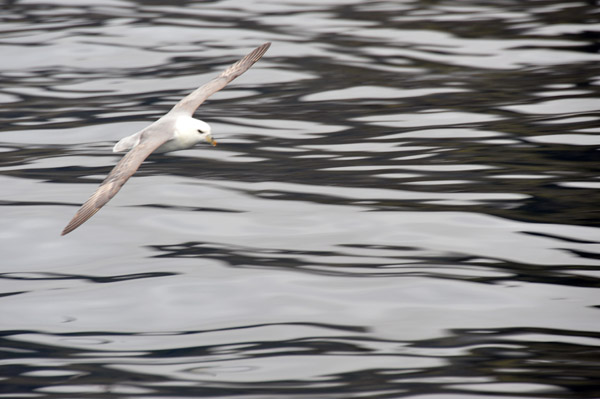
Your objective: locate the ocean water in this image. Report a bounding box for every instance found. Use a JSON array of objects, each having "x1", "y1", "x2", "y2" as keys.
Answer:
[{"x1": 1, "y1": 1, "x2": 599, "y2": 398}]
